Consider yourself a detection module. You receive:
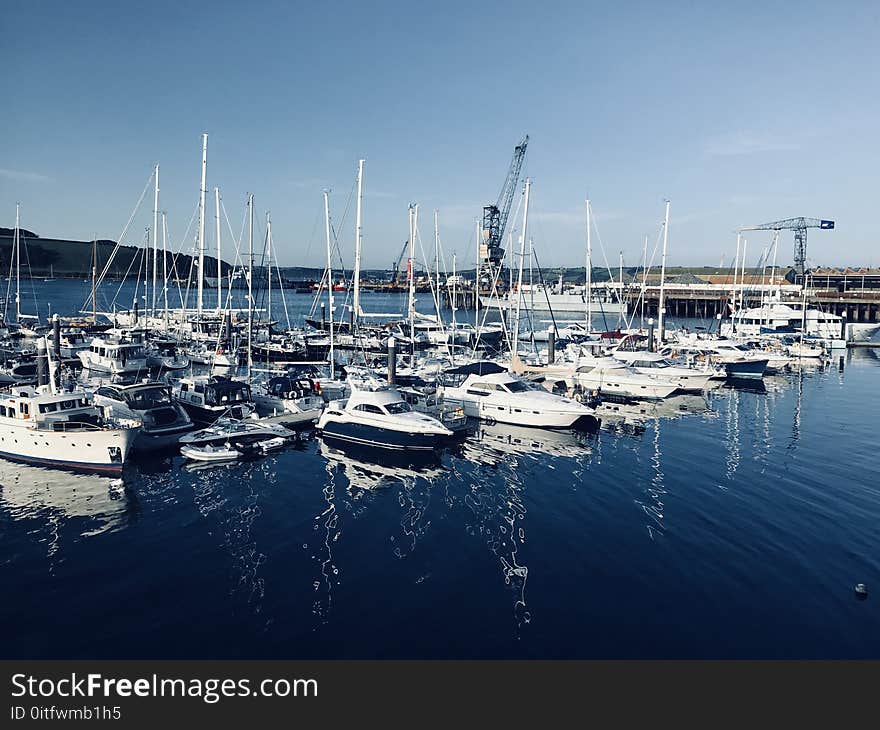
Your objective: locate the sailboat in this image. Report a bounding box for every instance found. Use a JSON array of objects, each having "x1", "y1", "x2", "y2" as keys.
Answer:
[{"x1": 43, "y1": 265, "x2": 56, "y2": 282}]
